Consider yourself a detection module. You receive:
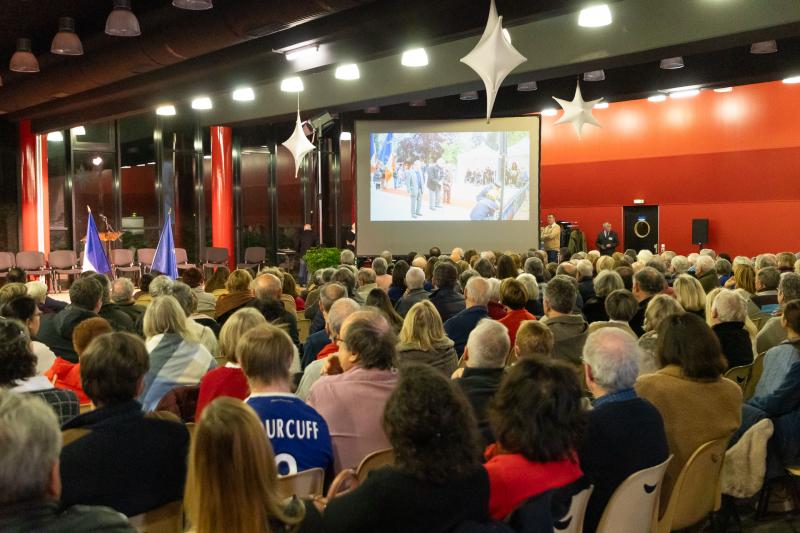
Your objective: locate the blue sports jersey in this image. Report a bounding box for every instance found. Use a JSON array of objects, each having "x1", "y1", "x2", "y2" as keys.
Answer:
[{"x1": 246, "y1": 393, "x2": 333, "y2": 476}]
